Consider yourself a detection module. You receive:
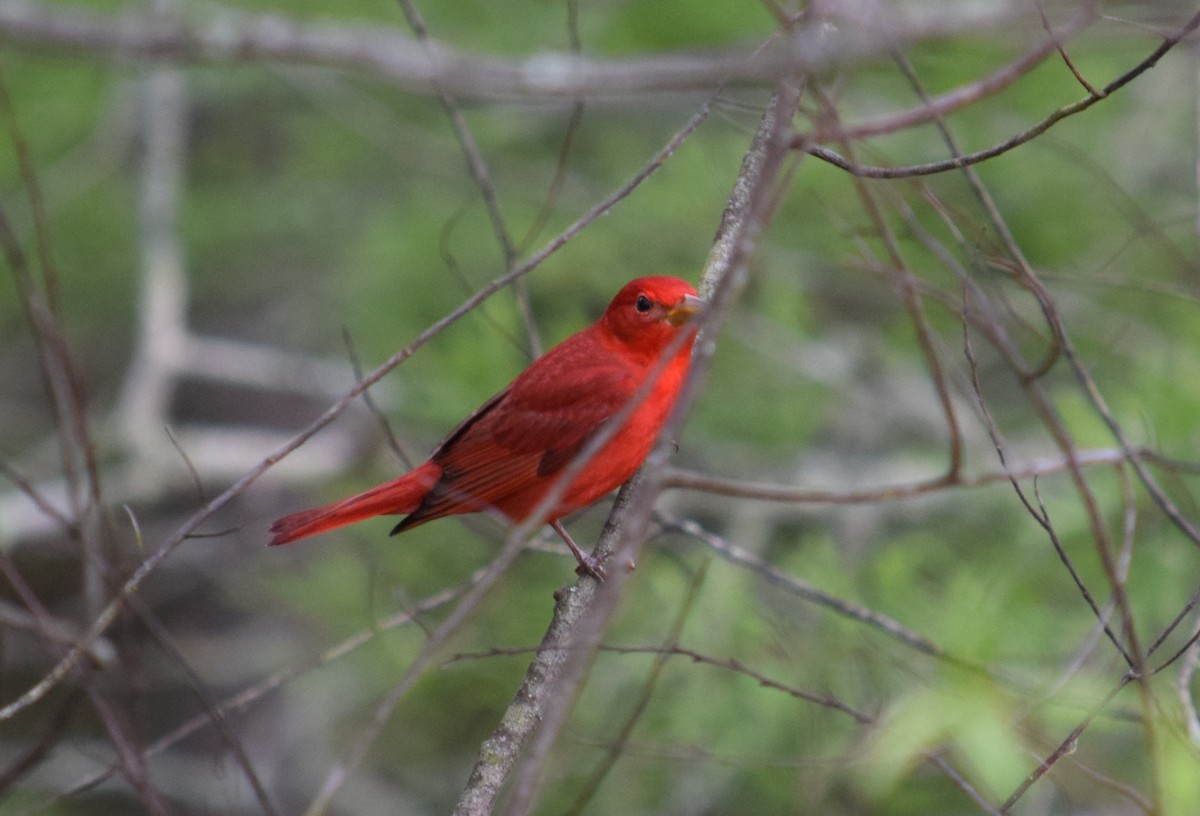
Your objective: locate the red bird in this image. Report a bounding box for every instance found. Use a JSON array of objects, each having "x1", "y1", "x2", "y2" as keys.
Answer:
[{"x1": 269, "y1": 276, "x2": 704, "y2": 577}]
